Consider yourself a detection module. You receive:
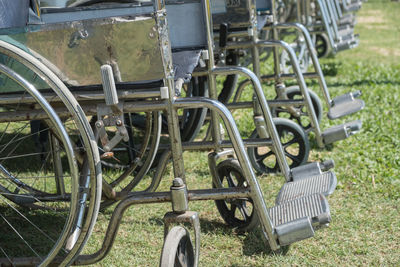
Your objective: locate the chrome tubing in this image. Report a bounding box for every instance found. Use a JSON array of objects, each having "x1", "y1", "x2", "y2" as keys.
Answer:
[
  {"x1": 271, "y1": 22, "x2": 333, "y2": 106},
  {"x1": 255, "y1": 40, "x2": 325, "y2": 147},
  {"x1": 175, "y1": 97, "x2": 279, "y2": 250},
  {"x1": 210, "y1": 66, "x2": 292, "y2": 179}
]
